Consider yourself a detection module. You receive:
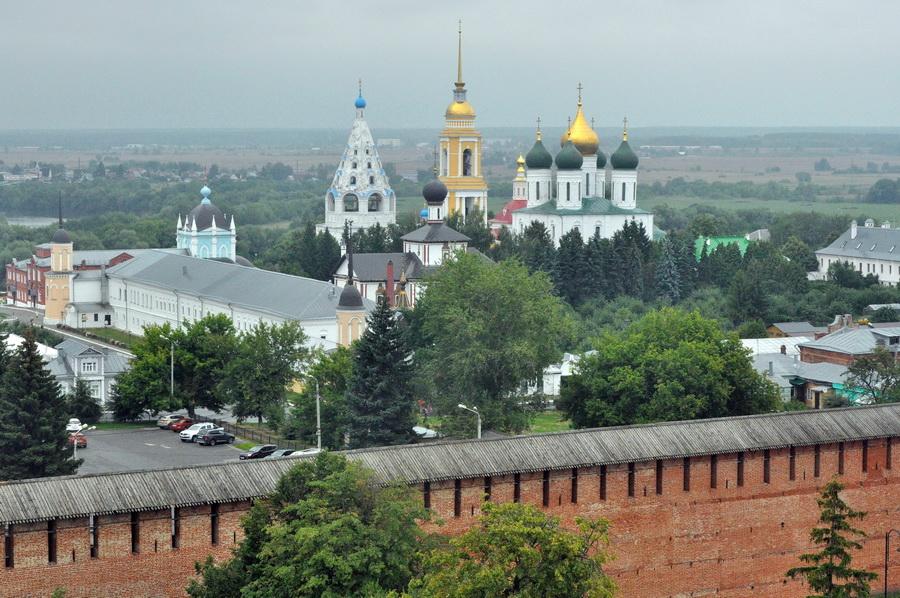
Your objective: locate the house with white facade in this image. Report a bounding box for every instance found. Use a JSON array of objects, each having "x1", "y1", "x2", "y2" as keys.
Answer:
[
  {"x1": 811, "y1": 219, "x2": 900, "y2": 285},
  {"x1": 46, "y1": 339, "x2": 129, "y2": 406}
]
